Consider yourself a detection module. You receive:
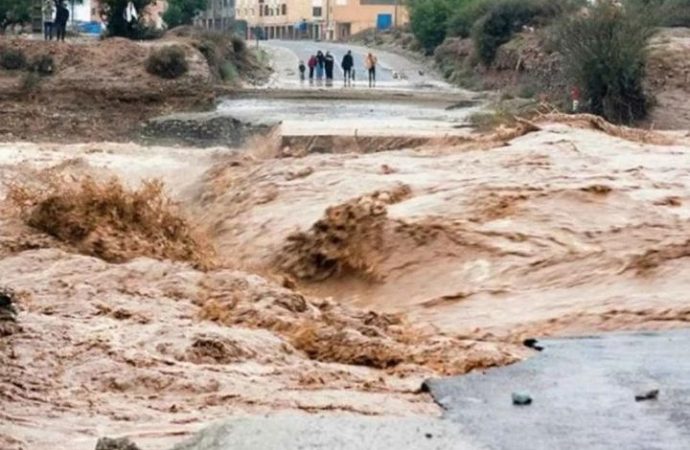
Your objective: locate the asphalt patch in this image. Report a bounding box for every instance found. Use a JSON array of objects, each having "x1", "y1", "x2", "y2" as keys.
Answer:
[{"x1": 425, "y1": 330, "x2": 690, "y2": 450}]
